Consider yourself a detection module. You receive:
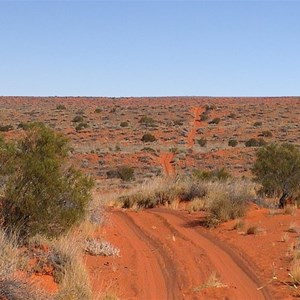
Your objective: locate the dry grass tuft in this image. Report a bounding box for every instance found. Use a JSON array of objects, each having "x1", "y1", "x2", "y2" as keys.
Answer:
[
  {"x1": 205, "y1": 179, "x2": 256, "y2": 225},
  {"x1": 0, "y1": 229, "x2": 26, "y2": 278},
  {"x1": 289, "y1": 260, "x2": 300, "y2": 285},
  {"x1": 0, "y1": 278, "x2": 52, "y2": 300}
]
